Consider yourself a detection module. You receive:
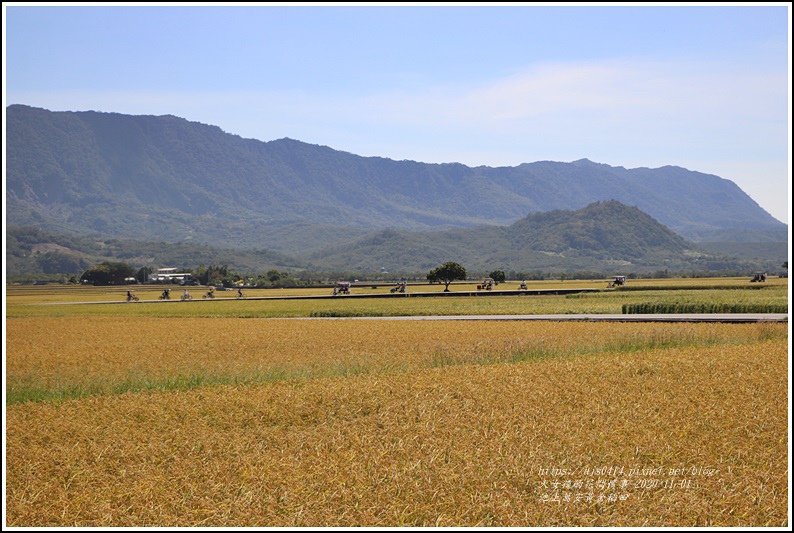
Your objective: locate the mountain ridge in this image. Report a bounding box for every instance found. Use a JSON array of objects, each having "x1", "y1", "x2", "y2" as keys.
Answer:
[{"x1": 5, "y1": 105, "x2": 787, "y2": 268}]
